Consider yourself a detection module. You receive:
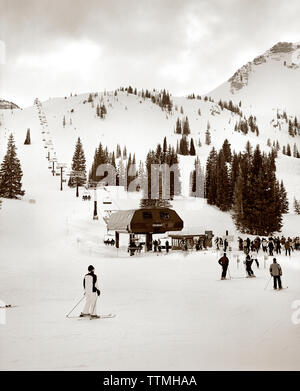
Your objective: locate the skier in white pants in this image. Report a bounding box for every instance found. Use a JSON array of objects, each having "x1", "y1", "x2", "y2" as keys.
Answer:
[{"x1": 80, "y1": 265, "x2": 100, "y2": 318}]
